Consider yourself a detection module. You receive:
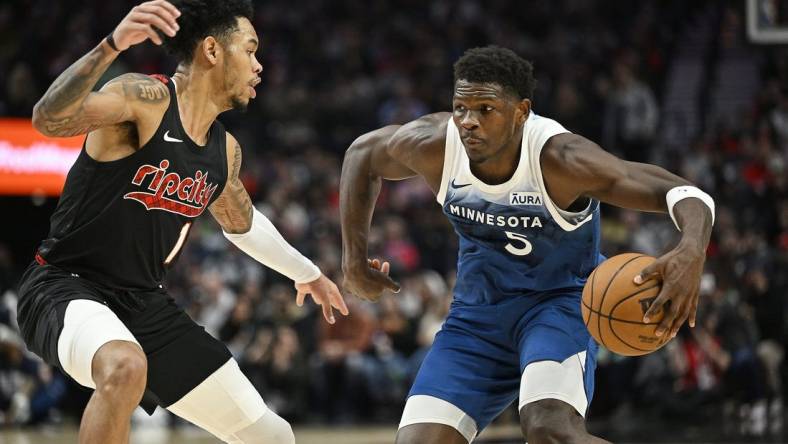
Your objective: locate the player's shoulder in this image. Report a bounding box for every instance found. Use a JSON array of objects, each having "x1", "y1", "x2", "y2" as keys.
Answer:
[
  {"x1": 525, "y1": 112, "x2": 574, "y2": 154},
  {"x1": 101, "y1": 72, "x2": 171, "y2": 103},
  {"x1": 223, "y1": 132, "x2": 241, "y2": 168},
  {"x1": 395, "y1": 112, "x2": 451, "y2": 140},
  {"x1": 390, "y1": 112, "x2": 451, "y2": 152},
  {"x1": 382, "y1": 113, "x2": 449, "y2": 181},
  {"x1": 527, "y1": 112, "x2": 566, "y2": 132},
  {"x1": 225, "y1": 131, "x2": 239, "y2": 147},
  {"x1": 539, "y1": 128, "x2": 598, "y2": 179},
  {"x1": 350, "y1": 112, "x2": 449, "y2": 155},
  {"x1": 102, "y1": 72, "x2": 171, "y2": 92}
]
